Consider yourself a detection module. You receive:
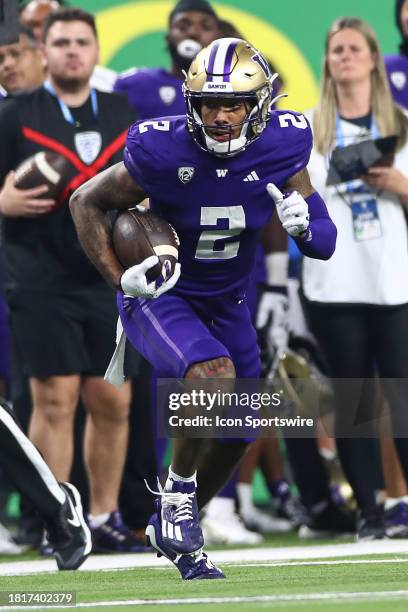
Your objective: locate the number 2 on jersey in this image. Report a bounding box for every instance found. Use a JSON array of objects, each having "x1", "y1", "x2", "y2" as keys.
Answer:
[
  {"x1": 278, "y1": 113, "x2": 308, "y2": 129},
  {"x1": 139, "y1": 120, "x2": 170, "y2": 133},
  {"x1": 195, "y1": 206, "x2": 246, "y2": 260}
]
